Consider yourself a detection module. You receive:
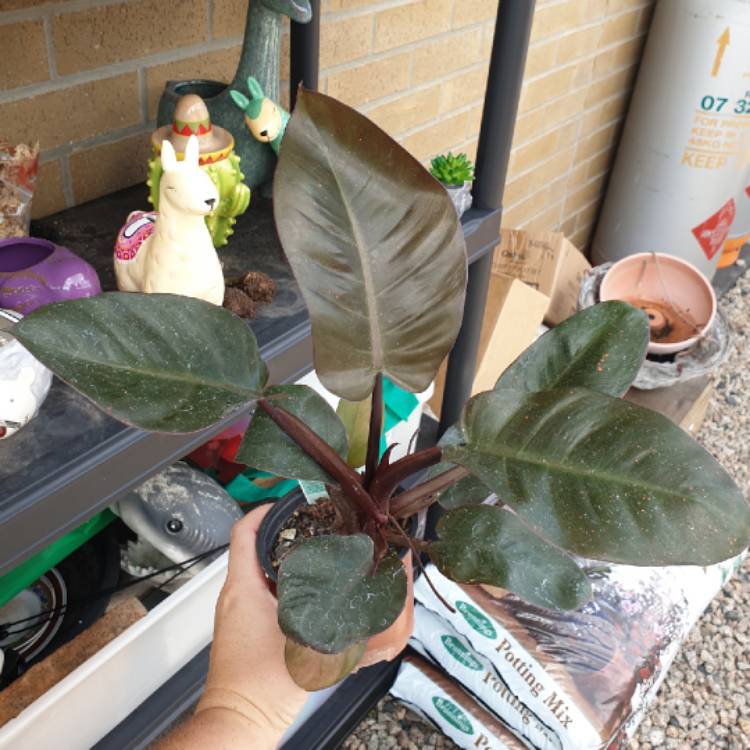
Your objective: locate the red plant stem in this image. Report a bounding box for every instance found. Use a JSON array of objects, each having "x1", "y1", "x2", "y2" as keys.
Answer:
[
  {"x1": 364, "y1": 373, "x2": 383, "y2": 490},
  {"x1": 389, "y1": 465, "x2": 470, "y2": 517},
  {"x1": 257, "y1": 399, "x2": 386, "y2": 524},
  {"x1": 370, "y1": 447, "x2": 443, "y2": 505},
  {"x1": 387, "y1": 515, "x2": 454, "y2": 614}
]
